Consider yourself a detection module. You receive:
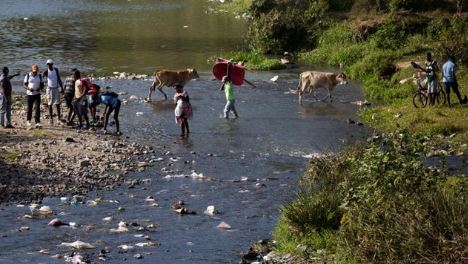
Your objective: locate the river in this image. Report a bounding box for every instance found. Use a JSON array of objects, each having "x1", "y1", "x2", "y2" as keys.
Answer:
[{"x1": 0, "y1": 1, "x2": 367, "y2": 263}]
